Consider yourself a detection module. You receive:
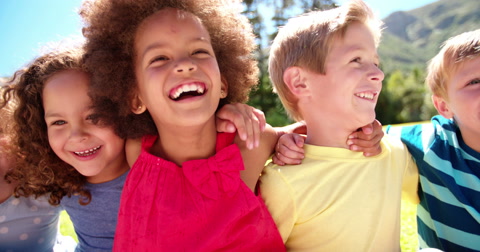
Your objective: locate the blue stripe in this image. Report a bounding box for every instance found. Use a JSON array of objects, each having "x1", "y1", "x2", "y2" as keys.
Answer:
[{"x1": 418, "y1": 205, "x2": 480, "y2": 251}]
